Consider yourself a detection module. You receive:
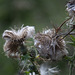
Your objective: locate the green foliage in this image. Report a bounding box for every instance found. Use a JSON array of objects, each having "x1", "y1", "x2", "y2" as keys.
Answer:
[
  {"x1": 69, "y1": 36, "x2": 75, "y2": 46},
  {"x1": 20, "y1": 46, "x2": 39, "y2": 75},
  {"x1": 67, "y1": 36, "x2": 75, "y2": 75}
]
